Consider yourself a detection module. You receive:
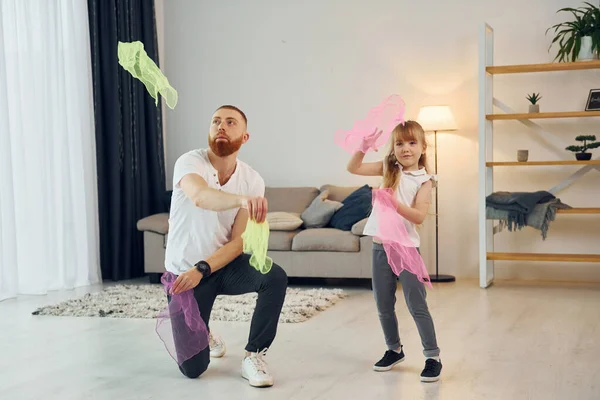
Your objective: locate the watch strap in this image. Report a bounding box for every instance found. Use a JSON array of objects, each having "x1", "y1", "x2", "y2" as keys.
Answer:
[{"x1": 194, "y1": 260, "x2": 212, "y2": 278}]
